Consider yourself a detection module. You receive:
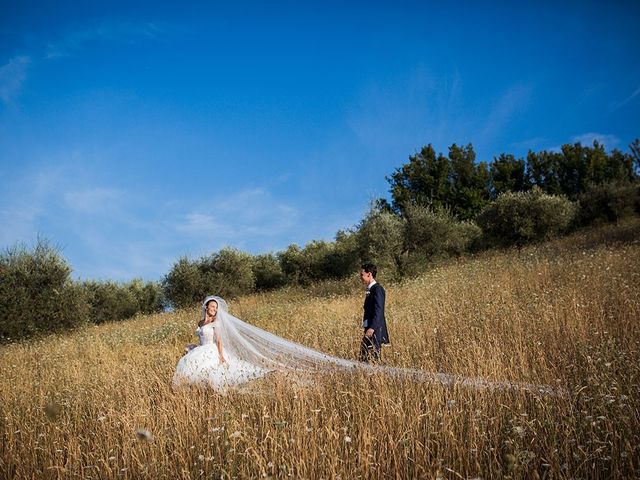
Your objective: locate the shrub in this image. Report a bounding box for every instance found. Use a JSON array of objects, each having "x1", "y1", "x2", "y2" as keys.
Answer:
[
  {"x1": 0, "y1": 240, "x2": 89, "y2": 341},
  {"x1": 126, "y1": 279, "x2": 165, "y2": 314},
  {"x1": 82, "y1": 281, "x2": 139, "y2": 324},
  {"x1": 204, "y1": 248, "x2": 255, "y2": 299},
  {"x1": 163, "y1": 257, "x2": 205, "y2": 309},
  {"x1": 82, "y1": 279, "x2": 164, "y2": 324},
  {"x1": 476, "y1": 188, "x2": 577, "y2": 247},
  {"x1": 278, "y1": 244, "x2": 306, "y2": 285},
  {"x1": 404, "y1": 204, "x2": 482, "y2": 258},
  {"x1": 163, "y1": 248, "x2": 255, "y2": 309},
  {"x1": 576, "y1": 182, "x2": 640, "y2": 226},
  {"x1": 253, "y1": 253, "x2": 287, "y2": 291},
  {"x1": 278, "y1": 232, "x2": 360, "y2": 287},
  {"x1": 354, "y1": 208, "x2": 405, "y2": 280}
]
